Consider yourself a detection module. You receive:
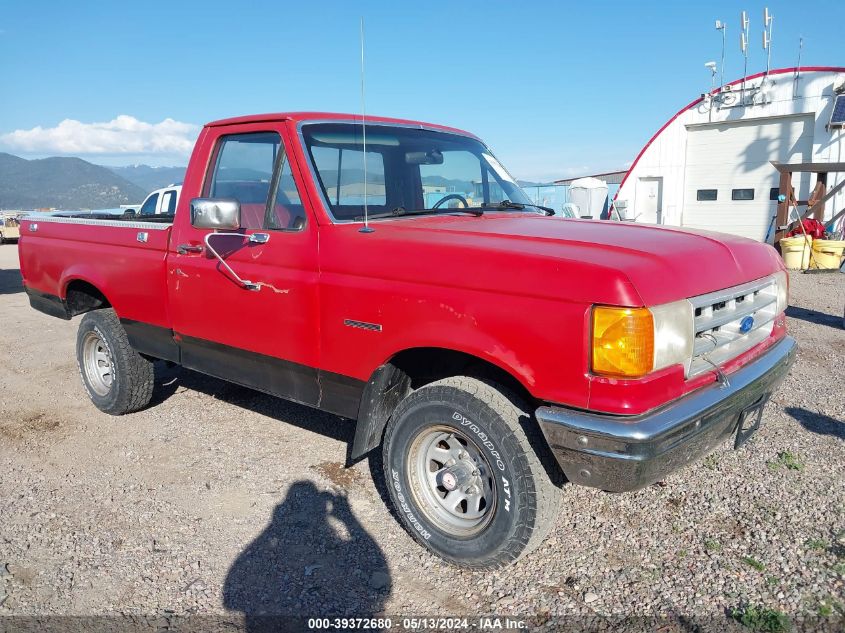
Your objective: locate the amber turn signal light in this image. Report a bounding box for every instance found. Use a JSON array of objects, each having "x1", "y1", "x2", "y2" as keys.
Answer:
[{"x1": 591, "y1": 306, "x2": 655, "y2": 378}]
